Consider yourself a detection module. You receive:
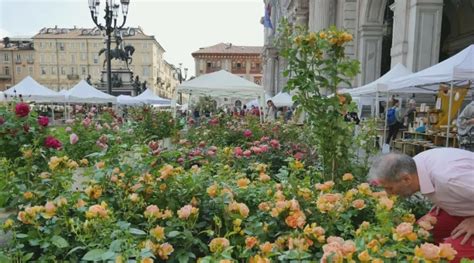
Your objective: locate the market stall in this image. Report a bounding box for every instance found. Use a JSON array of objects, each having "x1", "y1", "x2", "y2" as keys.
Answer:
[
  {"x1": 174, "y1": 70, "x2": 266, "y2": 122},
  {"x1": 386, "y1": 44, "x2": 474, "y2": 151}
]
